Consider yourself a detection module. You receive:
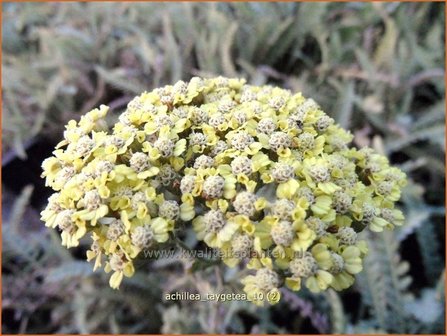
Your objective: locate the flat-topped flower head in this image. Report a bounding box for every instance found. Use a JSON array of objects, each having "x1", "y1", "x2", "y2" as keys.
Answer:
[
  {"x1": 270, "y1": 199, "x2": 295, "y2": 220},
  {"x1": 54, "y1": 166, "x2": 76, "y2": 189},
  {"x1": 289, "y1": 252, "x2": 318, "y2": 278},
  {"x1": 233, "y1": 191, "x2": 257, "y2": 217},
  {"x1": 230, "y1": 131, "x2": 254, "y2": 151},
  {"x1": 315, "y1": 115, "x2": 334, "y2": 132},
  {"x1": 256, "y1": 268, "x2": 280, "y2": 292},
  {"x1": 297, "y1": 132, "x2": 315, "y2": 151},
  {"x1": 333, "y1": 191, "x2": 352, "y2": 214},
  {"x1": 41, "y1": 76, "x2": 406, "y2": 301},
  {"x1": 231, "y1": 156, "x2": 252, "y2": 176},
  {"x1": 193, "y1": 155, "x2": 215, "y2": 169},
  {"x1": 242, "y1": 267, "x2": 281, "y2": 306},
  {"x1": 130, "y1": 152, "x2": 150, "y2": 173},
  {"x1": 210, "y1": 140, "x2": 228, "y2": 157},
  {"x1": 75, "y1": 135, "x2": 95, "y2": 157},
  {"x1": 271, "y1": 221, "x2": 295, "y2": 247},
  {"x1": 329, "y1": 252, "x2": 345, "y2": 274},
  {"x1": 306, "y1": 217, "x2": 328, "y2": 238},
  {"x1": 95, "y1": 160, "x2": 114, "y2": 175},
  {"x1": 202, "y1": 175, "x2": 225, "y2": 199},
  {"x1": 257, "y1": 118, "x2": 276, "y2": 135},
  {"x1": 57, "y1": 209, "x2": 76, "y2": 232},
  {"x1": 208, "y1": 113, "x2": 226, "y2": 129},
  {"x1": 271, "y1": 163, "x2": 295, "y2": 183},
  {"x1": 189, "y1": 132, "x2": 207, "y2": 147},
  {"x1": 190, "y1": 107, "x2": 209, "y2": 124},
  {"x1": 107, "y1": 219, "x2": 125, "y2": 241},
  {"x1": 269, "y1": 131, "x2": 292, "y2": 152},
  {"x1": 203, "y1": 209, "x2": 226, "y2": 234},
  {"x1": 336, "y1": 227, "x2": 358, "y2": 245},
  {"x1": 309, "y1": 164, "x2": 330, "y2": 183},
  {"x1": 159, "y1": 200, "x2": 180, "y2": 221},
  {"x1": 231, "y1": 233, "x2": 253, "y2": 259},
  {"x1": 153, "y1": 138, "x2": 175, "y2": 157},
  {"x1": 131, "y1": 225, "x2": 154, "y2": 249},
  {"x1": 180, "y1": 175, "x2": 197, "y2": 194},
  {"x1": 193, "y1": 209, "x2": 238, "y2": 248},
  {"x1": 158, "y1": 164, "x2": 178, "y2": 186}
]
